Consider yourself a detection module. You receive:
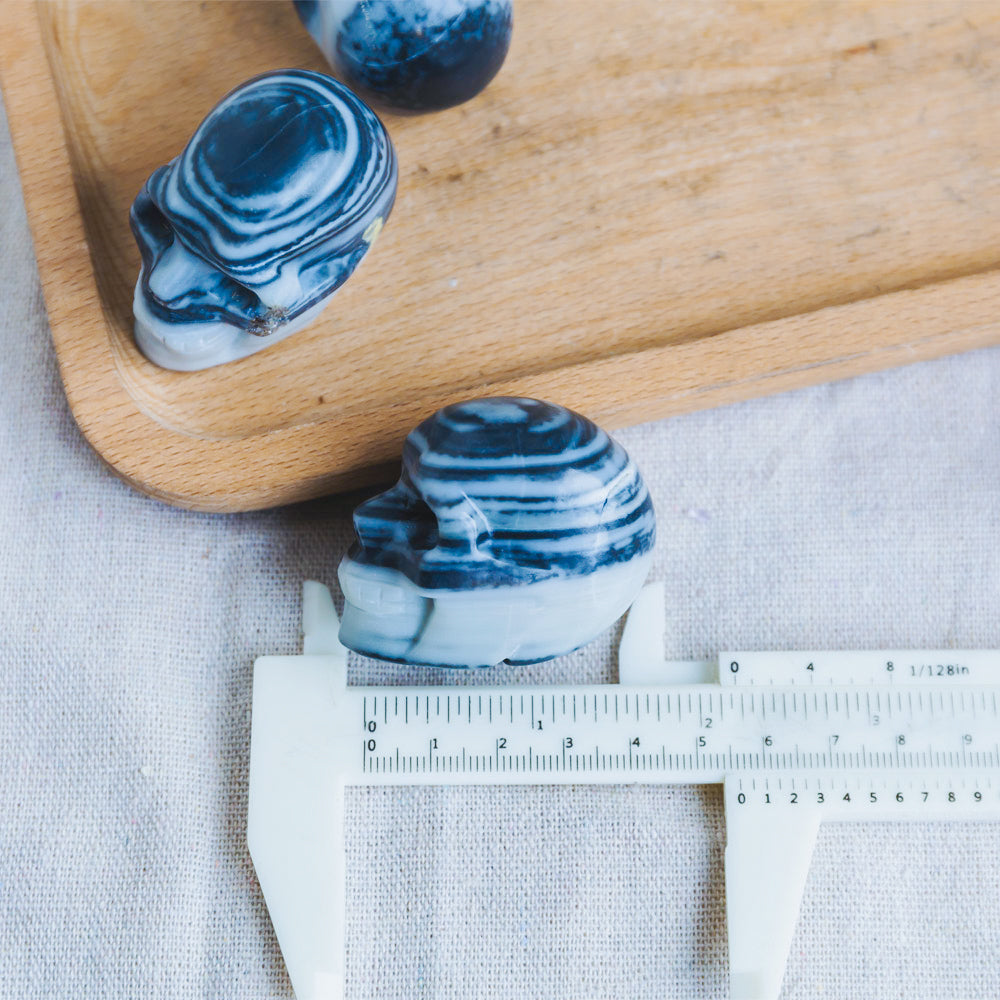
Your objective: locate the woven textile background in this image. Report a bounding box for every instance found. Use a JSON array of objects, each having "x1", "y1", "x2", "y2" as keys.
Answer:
[{"x1": 1, "y1": 93, "x2": 998, "y2": 999}]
